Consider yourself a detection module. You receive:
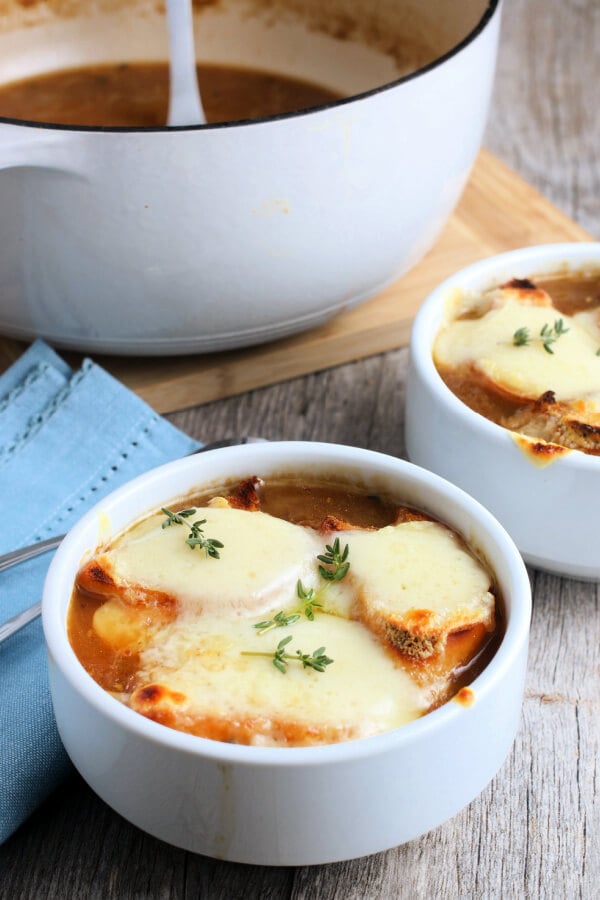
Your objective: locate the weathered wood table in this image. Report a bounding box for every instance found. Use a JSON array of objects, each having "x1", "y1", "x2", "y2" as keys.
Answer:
[{"x1": 1, "y1": 0, "x2": 598, "y2": 896}]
